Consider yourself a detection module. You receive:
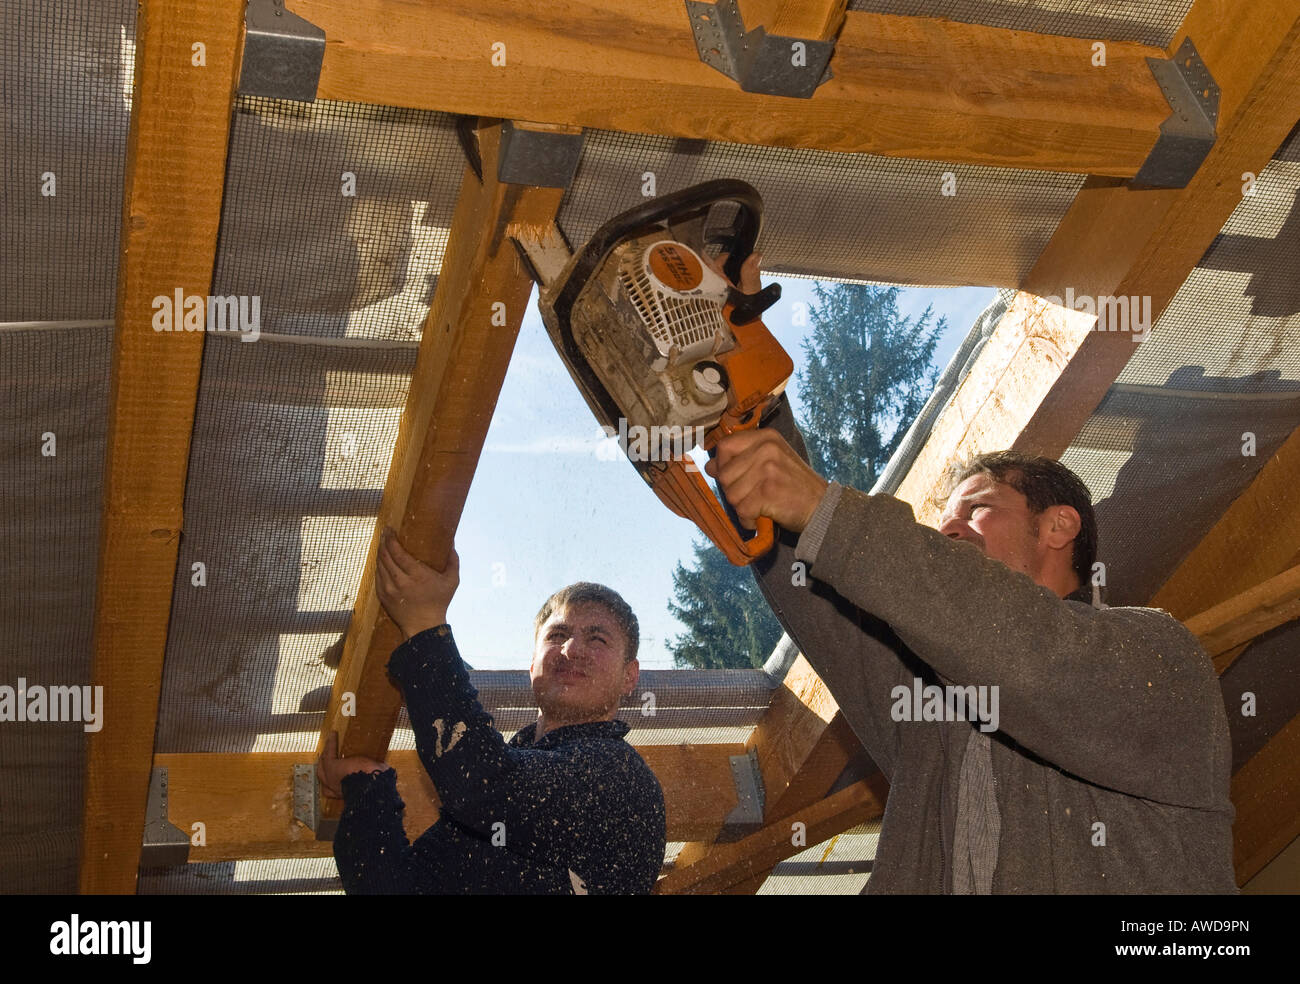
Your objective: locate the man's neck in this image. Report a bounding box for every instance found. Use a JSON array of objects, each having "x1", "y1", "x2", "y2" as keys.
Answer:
[{"x1": 534, "y1": 709, "x2": 615, "y2": 742}]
